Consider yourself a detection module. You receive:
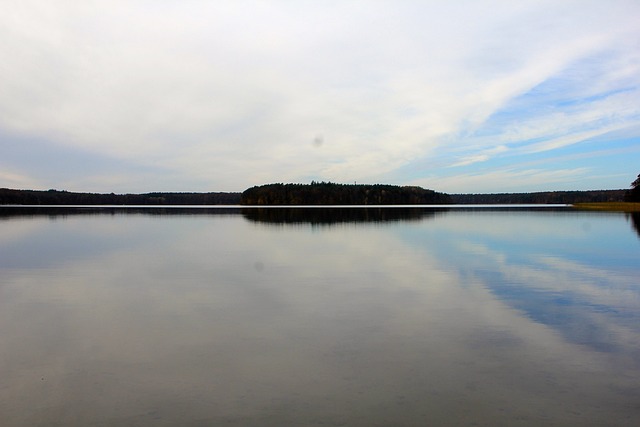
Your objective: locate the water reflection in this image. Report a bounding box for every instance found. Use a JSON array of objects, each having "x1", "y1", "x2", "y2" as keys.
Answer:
[
  {"x1": 628, "y1": 212, "x2": 640, "y2": 238},
  {"x1": 241, "y1": 207, "x2": 444, "y2": 225},
  {"x1": 0, "y1": 208, "x2": 639, "y2": 426},
  {"x1": 399, "y1": 210, "x2": 640, "y2": 363},
  {"x1": 455, "y1": 246, "x2": 640, "y2": 360},
  {"x1": 0, "y1": 206, "x2": 242, "y2": 219}
]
